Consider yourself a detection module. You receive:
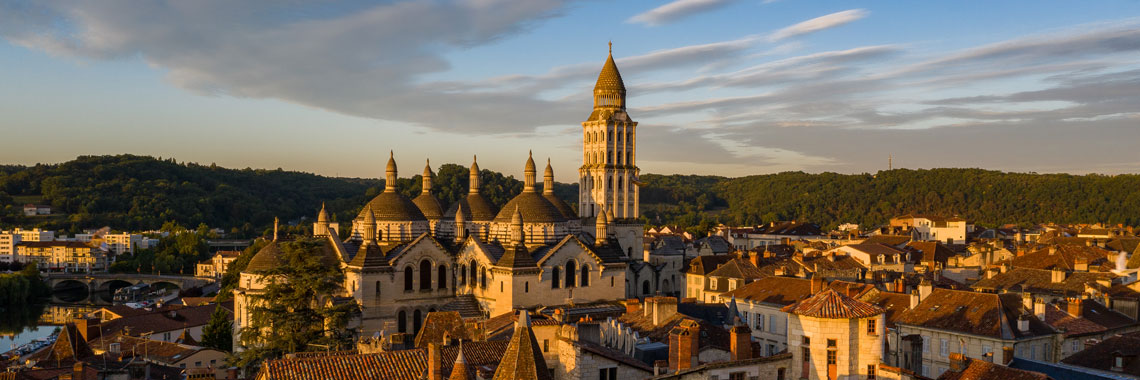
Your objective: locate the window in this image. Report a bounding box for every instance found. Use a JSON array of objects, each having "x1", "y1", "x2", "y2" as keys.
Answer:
[
  {"x1": 438, "y1": 264, "x2": 447, "y2": 289},
  {"x1": 1044, "y1": 343, "x2": 1051, "y2": 361},
  {"x1": 566, "y1": 261, "x2": 577, "y2": 287},
  {"x1": 1116, "y1": 356, "x2": 1124, "y2": 368},
  {"x1": 867, "y1": 364, "x2": 876, "y2": 380},
  {"x1": 525, "y1": 282, "x2": 529, "y2": 292},
  {"x1": 730, "y1": 372, "x2": 746, "y2": 380},
  {"x1": 922, "y1": 335, "x2": 930, "y2": 353},
  {"x1": 598, "y1": 367, "x2": 617, "y2": 380},
  {"x1": 777, "y1": 368, "x2": 785, "y2": 380},
  {"x1": 500, "y1": 281, "x2": 503, "y2": 292},
  {"x1": 544, "y1": 339, "x2": 549, "y2": 352},
  {"x1": 581, "y1": 265, "x2": 590, "y2": 286},
  {"x1": 404, "y1": 266, "x2": 414, "y2": 291},
  {"x1": 552, "y1": 267, "x2": 561, "y2": 289},
  {"x1": 375, "y1": 280, "x2": 381, "y2": 295},
  {"x1": 940, "y1": 339, "x2": 948, "y2": 357},
  {"x1": 711, "y1": 278, "x2": 717, "y2": 290},
  {"x1": 195, "y1": 361, "x2": 202, "y2": 367},
  {"x1": 469, "y1": 264, "x2": 477, "y2": 288},
  {"x1": 420, "y1": 260, "x2": 432, "y2": 290},
  {"x1": 398, "y1": 310, "x2": 407, "y2": 332},
  {"x1": 480, "y1": 267, "x2": 487, "y2": 289},
  {"x1": 756, "y1": 314, "x2": 765, "y2": 332},
  {"x1": 982, "y1": 345, "x2": 993, "y2": 362},
  {"x1": 771, "y1": 315, "x2": 778, "y2": 335}
]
